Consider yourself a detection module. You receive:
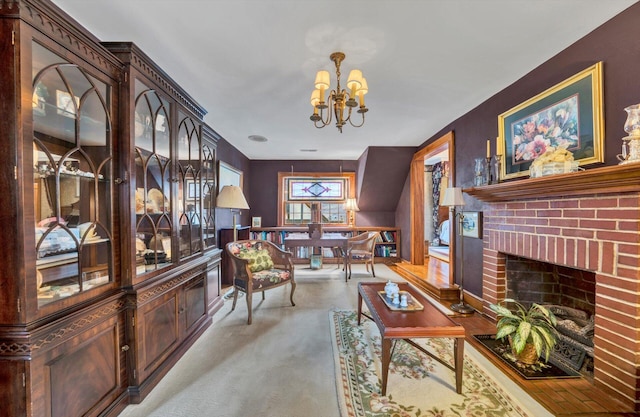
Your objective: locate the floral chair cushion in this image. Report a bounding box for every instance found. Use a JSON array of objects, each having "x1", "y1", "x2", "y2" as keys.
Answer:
[{"x1": 236, "y1": 269, "x2": 290, "y2": 290}]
